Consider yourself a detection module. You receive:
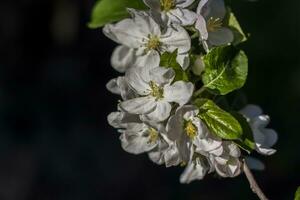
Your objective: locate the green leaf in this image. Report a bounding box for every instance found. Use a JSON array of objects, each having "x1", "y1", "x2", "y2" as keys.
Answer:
[
  {"x1": 194, "y1": 98, "x2": 243, "y2": 140},
  {"x1": 88, "y1": 0, "x2": 147, "y2": 29},
  {"x1": 231, "y1": 112, "x2": 255, "y2": 153},
  {"x1": 225, "y1": 10, "x2": 248, "y2": 45},
  {"x1": 160, "y1": 51, "x2": 189, "y2": 82},
  {"x1": 202, "y1": 45, "x2": 248, "y2": 95},
  {"x1": 295, "y1": 186, "x2": 300, "y2": 200}
]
